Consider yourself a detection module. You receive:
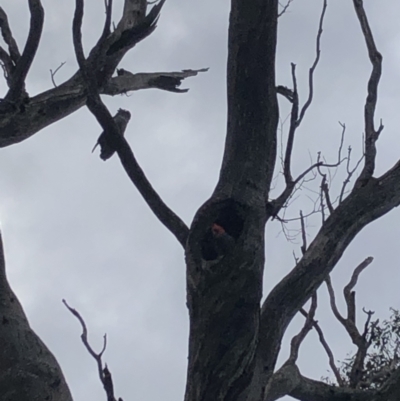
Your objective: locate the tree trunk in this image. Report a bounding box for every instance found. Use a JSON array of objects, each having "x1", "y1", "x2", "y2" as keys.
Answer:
[{"x1": 184, "y1": 1, "x2": 279, "y2": 400}]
